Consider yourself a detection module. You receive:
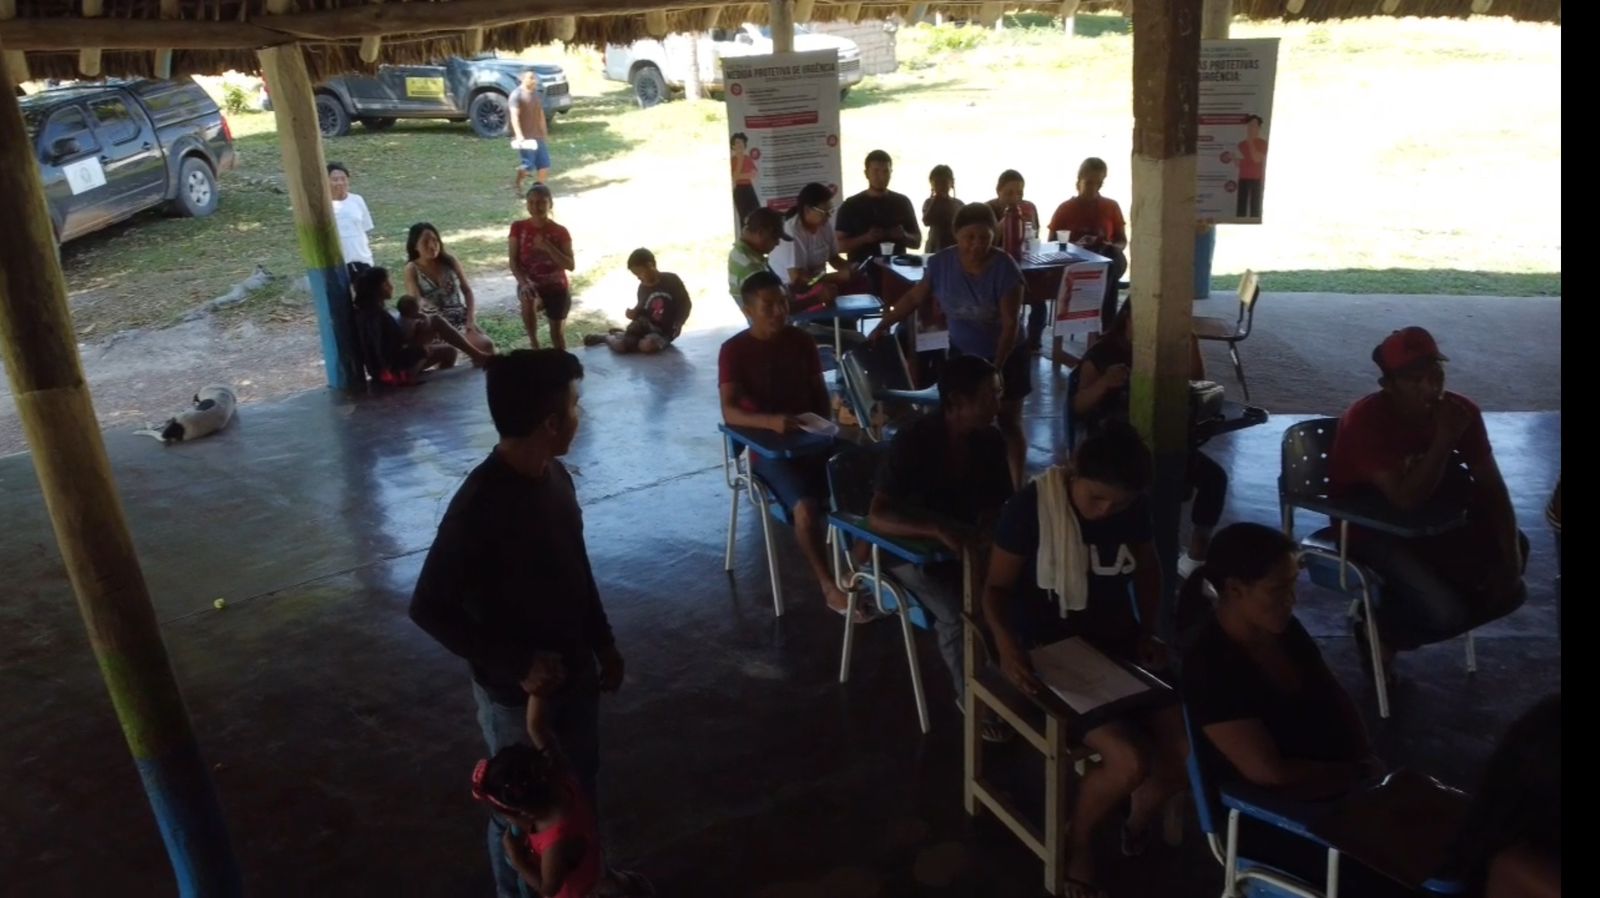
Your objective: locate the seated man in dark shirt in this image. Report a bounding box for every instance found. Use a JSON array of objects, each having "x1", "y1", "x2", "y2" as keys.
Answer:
[
  {"x1": 719, "y1": 271, "x2": 863, "y2": 621},
  {"x1": 835, "y1": 149, "x2": 922, "y2": 267},
  {"x1": 1328, "y1": 326, "x2": 1527, "y2": 674},
  {"x1": 408, "y1": 349, "x2": 641, "y2": 898},
  {"x1": 867, "y1": 355, "x2": 1013, "y2": 713},
  {"x1": 981, "y1": 423, "x2": 1188, "y2": 894}
]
